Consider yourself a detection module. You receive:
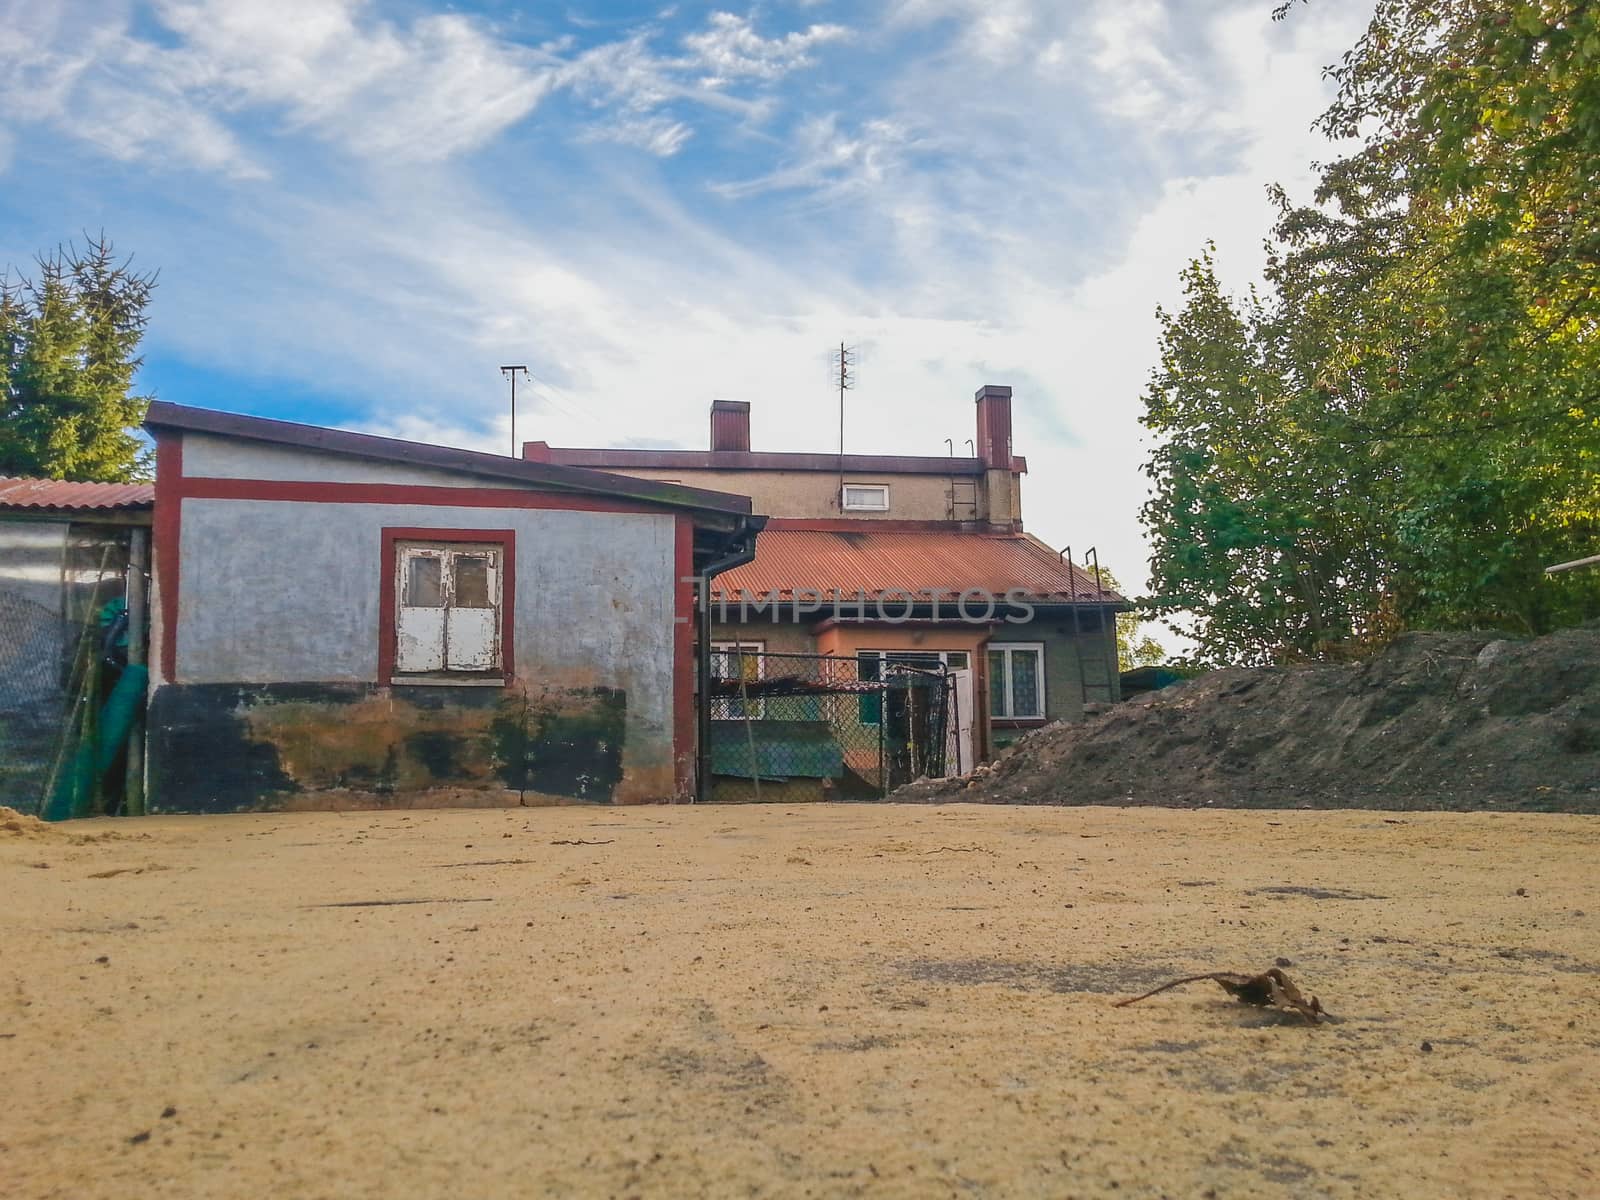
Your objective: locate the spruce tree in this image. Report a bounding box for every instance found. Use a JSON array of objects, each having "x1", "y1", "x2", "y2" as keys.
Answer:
[{"x1": 0, "y1": 235, "x2": 157, "y2": 482}]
